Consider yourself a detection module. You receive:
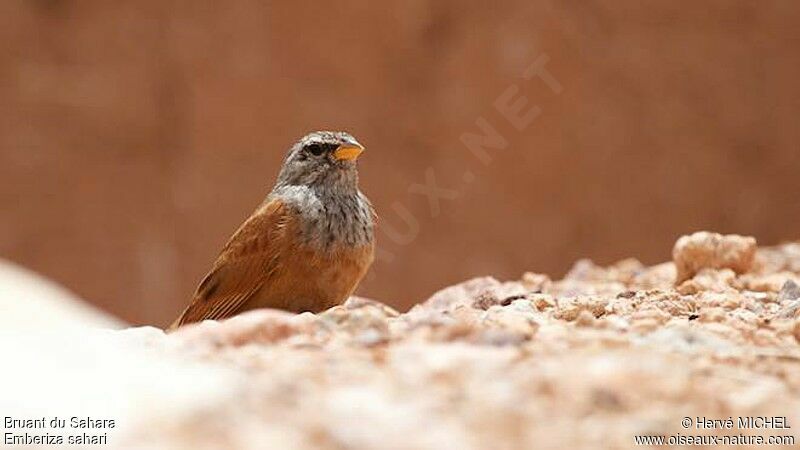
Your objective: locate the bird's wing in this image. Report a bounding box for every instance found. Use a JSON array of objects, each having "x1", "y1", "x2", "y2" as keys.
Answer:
[{"x1": 170, "y1": 197, "x2": 293, "y2": 328}]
